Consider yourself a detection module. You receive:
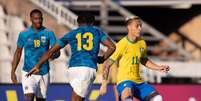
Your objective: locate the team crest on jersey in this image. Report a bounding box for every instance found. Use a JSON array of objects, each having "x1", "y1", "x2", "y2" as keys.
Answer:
[{"x1": 41, "y1": 36, "x2": 46, "y2": 43}]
